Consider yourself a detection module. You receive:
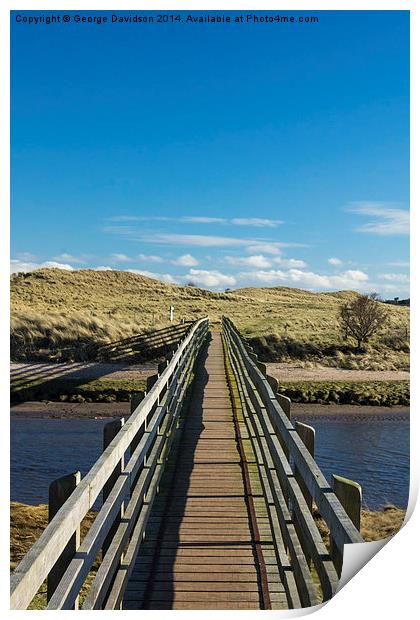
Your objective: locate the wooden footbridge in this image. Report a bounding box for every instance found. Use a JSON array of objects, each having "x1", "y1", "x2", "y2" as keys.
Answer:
[{"x1": 10, "y1": 317, "x2": 364, "y2": 610}]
